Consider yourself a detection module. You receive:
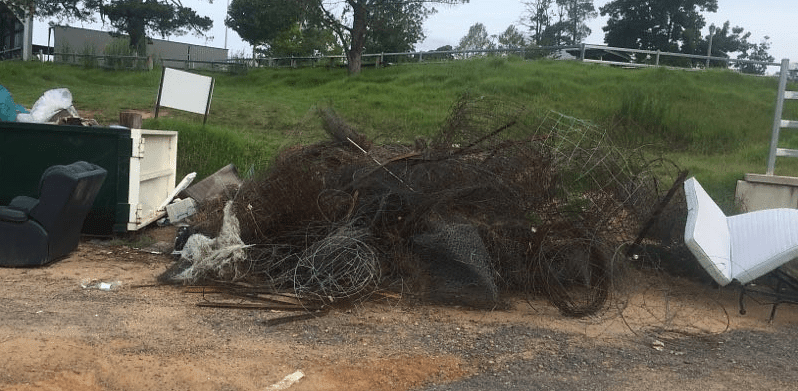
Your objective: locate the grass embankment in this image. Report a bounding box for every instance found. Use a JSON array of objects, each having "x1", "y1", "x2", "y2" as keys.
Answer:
[{"x1": 2, "y1": 57, "x2": 796, "y2": 212}]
